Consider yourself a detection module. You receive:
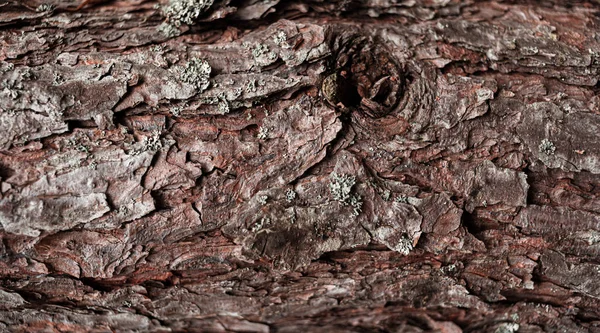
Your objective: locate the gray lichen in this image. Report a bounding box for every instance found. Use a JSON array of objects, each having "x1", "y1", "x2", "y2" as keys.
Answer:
[
  {"x1": 150, "y1": 45, "x2": 164, "y2": 53},
  {"x1": 53, "y1": 73, "x2": 65, "y2": 86},
  {"x1": 251, "y1": 217, "x2": 270, "y2": 232},
  {"x1": 285, "y1": 189, "x2": 296, "y2": 202},
  {"x1": 257, "y1": 126, "x2": 269, "y2": 140},
  {"x1": 36, "y1": 4, "x2": 55, "y2": 12},
  {"x1": 494, "y1": 323, "x2": 520, "y2": 333},
  {"x1": 163, "y1": 0, "x2": 214, "y2": 26},
  {"x1": 128, "y1": 132, "x2": 162, "y2": 156},
  {"x1": 0, "y1": 62, "x2": 14, "y2": 73},
  {"x1": 217, "y1": 100, "x2": 230, "y2": 114},
  {"x1": 251, "y1": 43, "x2": 277, "y2": 62},
  {"x1": 348, "y1": 194, "x2": 363, "y2": 217},
  {"x1": 246, "y1": 79, "x2": 257, "y2": 93},
  {"x1": 20, "y1": 68, "x2": 34, "y2": 80},
  {"x1": 158, "y1": 22, "x2": 181, "y2": 38},
  {"x1": 328, "y1": 172, "x2": 364, "y2": 217},
  {"x1": 180, "y1": 58, "x2": 211, "y2": 92},
  {"x1": 329, "y1": 173, "x2": 356, "y2": 203},
  {"x1": 257, "y1": 195, "x2": 268, "y2": 206},
  {"x1": 199, "y1": 96, "x2": 219, "y2": 105},
  {"x1": 142, "y1": 133, "x2": 162, "y2": 151},
  {"x1": 396, "y1": 234, "x2": 413, "y2": 256},
  {"x1": 252, "y1": 44, "x2": 269, "y2": 59},
  {"x1": 273, "y1": 31, "x2": 289, "y2": 48},
  {"x1": 4, "y1": 89, "x2": 18, "y2": 100},
  {"x1": 381, "y1": 189, "x2": 391, "y2": 201},
  {"x1": 539, "y1": 139, "x2": 556, "y2": 155},
  {"x1": 171, "y1": 106, "x2": 183, "y2": 117}
]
